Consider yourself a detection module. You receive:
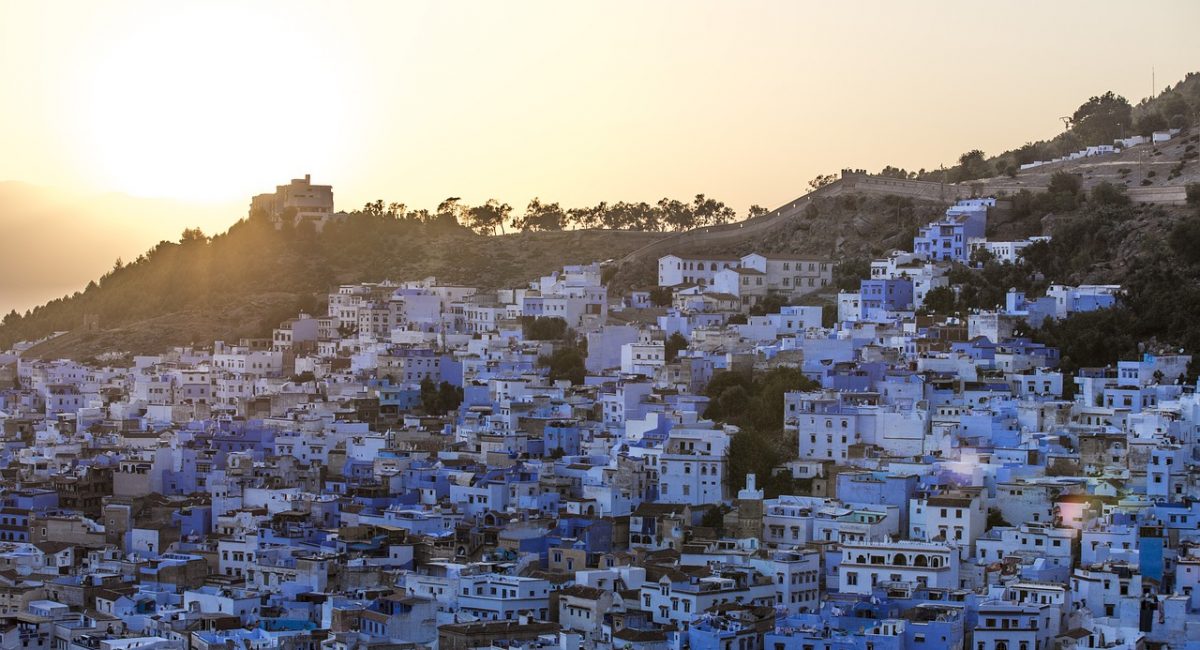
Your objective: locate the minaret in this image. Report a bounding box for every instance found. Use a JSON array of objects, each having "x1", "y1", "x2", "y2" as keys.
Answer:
[{"x1": 736, "y1": 473, "x2": 765, "y2": 539}]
